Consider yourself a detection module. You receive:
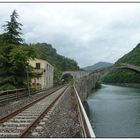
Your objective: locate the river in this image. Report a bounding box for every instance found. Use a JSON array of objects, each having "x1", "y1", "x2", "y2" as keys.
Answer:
[{"x1": 87, "y1": 84, "x2": 140, "y2": 137}]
